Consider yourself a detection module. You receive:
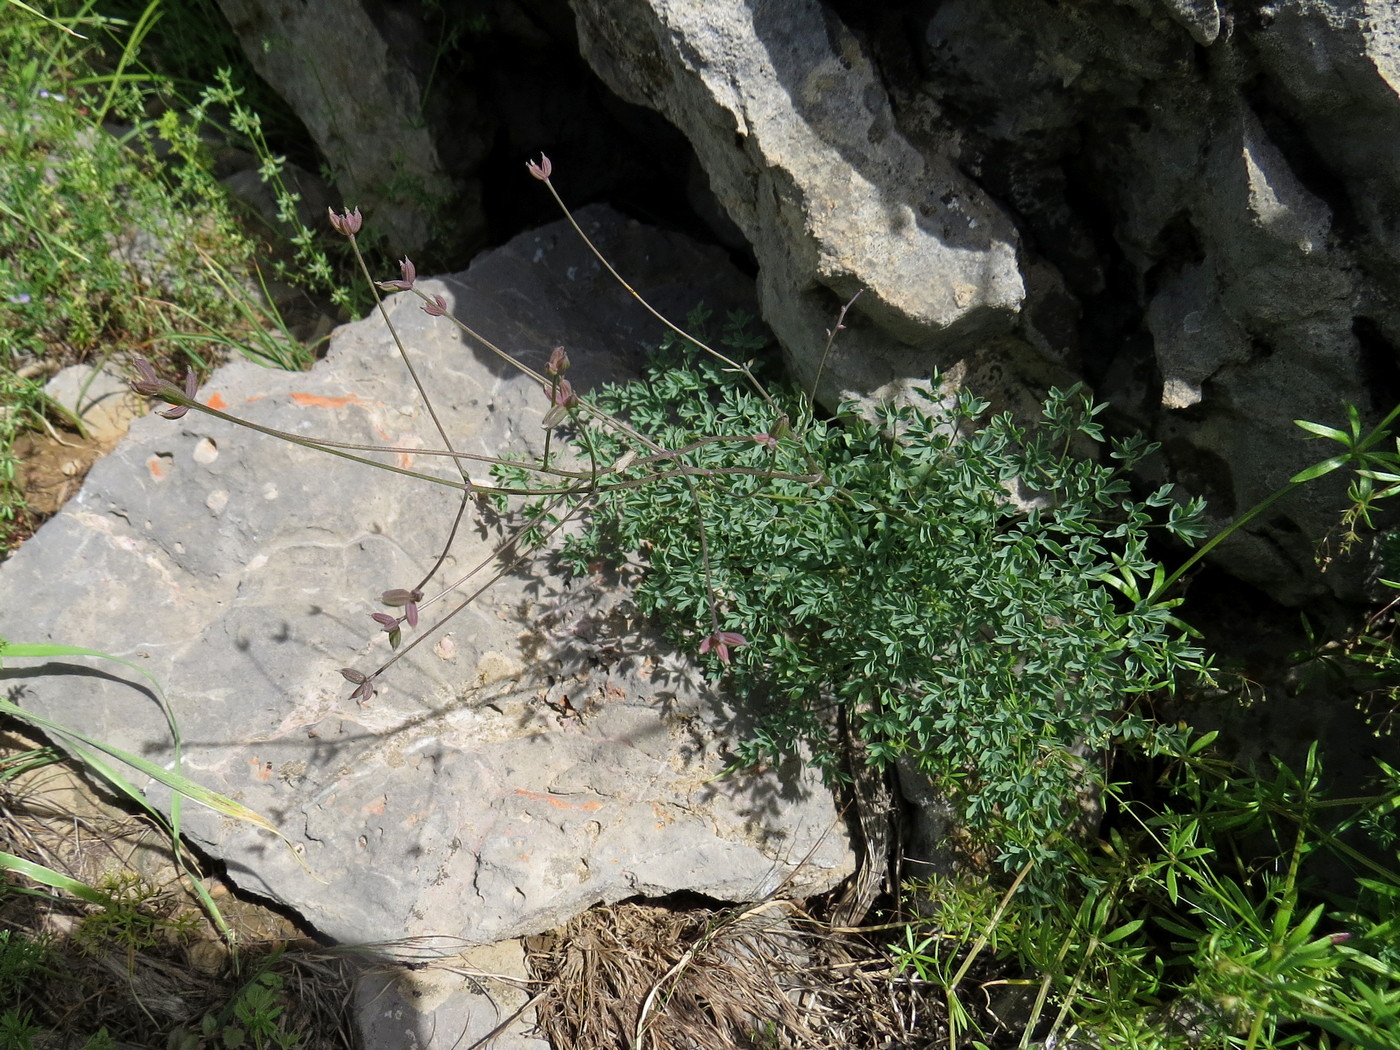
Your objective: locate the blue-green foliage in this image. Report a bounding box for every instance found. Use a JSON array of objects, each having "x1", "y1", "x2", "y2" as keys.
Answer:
[{"x1": 551, "y1": 315, "x2": 1208, "y2": 871}]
